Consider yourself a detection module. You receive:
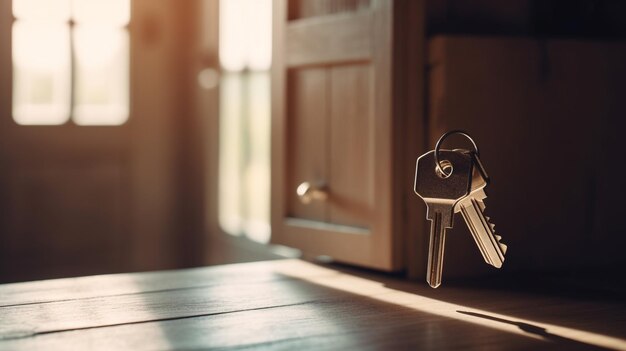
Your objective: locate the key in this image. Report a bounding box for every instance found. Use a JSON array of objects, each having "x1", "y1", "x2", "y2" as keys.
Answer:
[
  {"x1": 415, "y1": 150, "x2": 473, "y2": 288},
  {"x1": 454, "y1": 152, "x2": 507, "y2": 267}
]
